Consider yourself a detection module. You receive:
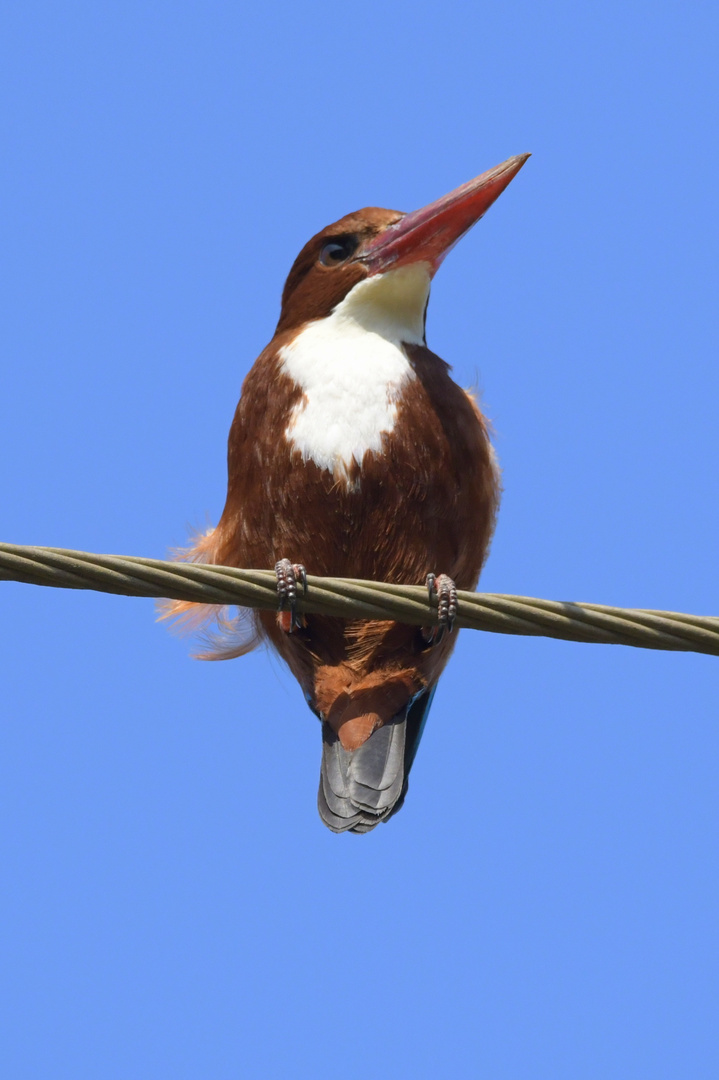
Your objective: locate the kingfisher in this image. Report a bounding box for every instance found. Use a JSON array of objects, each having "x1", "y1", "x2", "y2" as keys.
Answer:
[{"x1": 166, "y1": 154, "x2": 529, "y2": 832}]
